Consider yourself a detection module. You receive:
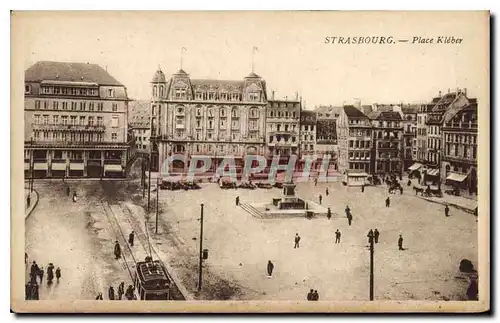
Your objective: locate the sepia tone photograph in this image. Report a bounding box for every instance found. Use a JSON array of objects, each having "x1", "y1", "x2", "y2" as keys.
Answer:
[{"x1": 10, "y1": 10, "x2": 490, "y2": 313}]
